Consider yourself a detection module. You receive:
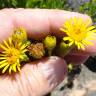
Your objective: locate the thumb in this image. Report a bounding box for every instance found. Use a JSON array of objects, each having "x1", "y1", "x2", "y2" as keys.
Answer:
[
  {"x1": 21, "y1": 56, "x2": 67, "y2": 96},
  {"x1": 0, "y1": 56, "x2": 67, "y2": 96}
]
